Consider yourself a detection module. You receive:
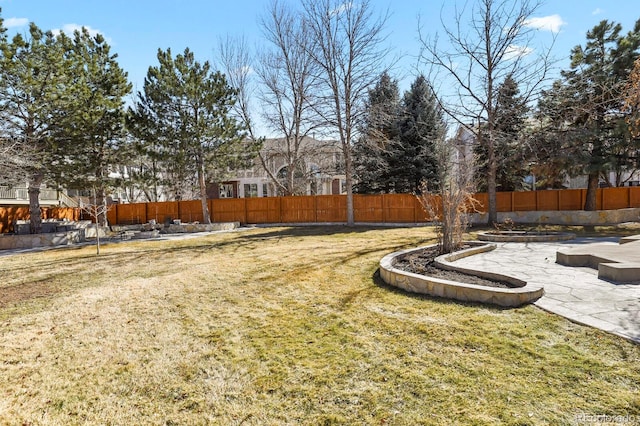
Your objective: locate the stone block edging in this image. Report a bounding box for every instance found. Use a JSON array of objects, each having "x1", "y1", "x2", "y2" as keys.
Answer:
[
  {"x1": 0, "y1": 230, "x2": 85, "y2": 250},
  {"x1": 380, "y1": 243, "x2": 544, "y2": 308},
  {"x1": 477, "y1": 231, "x2": 576, "y2": 243}
]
